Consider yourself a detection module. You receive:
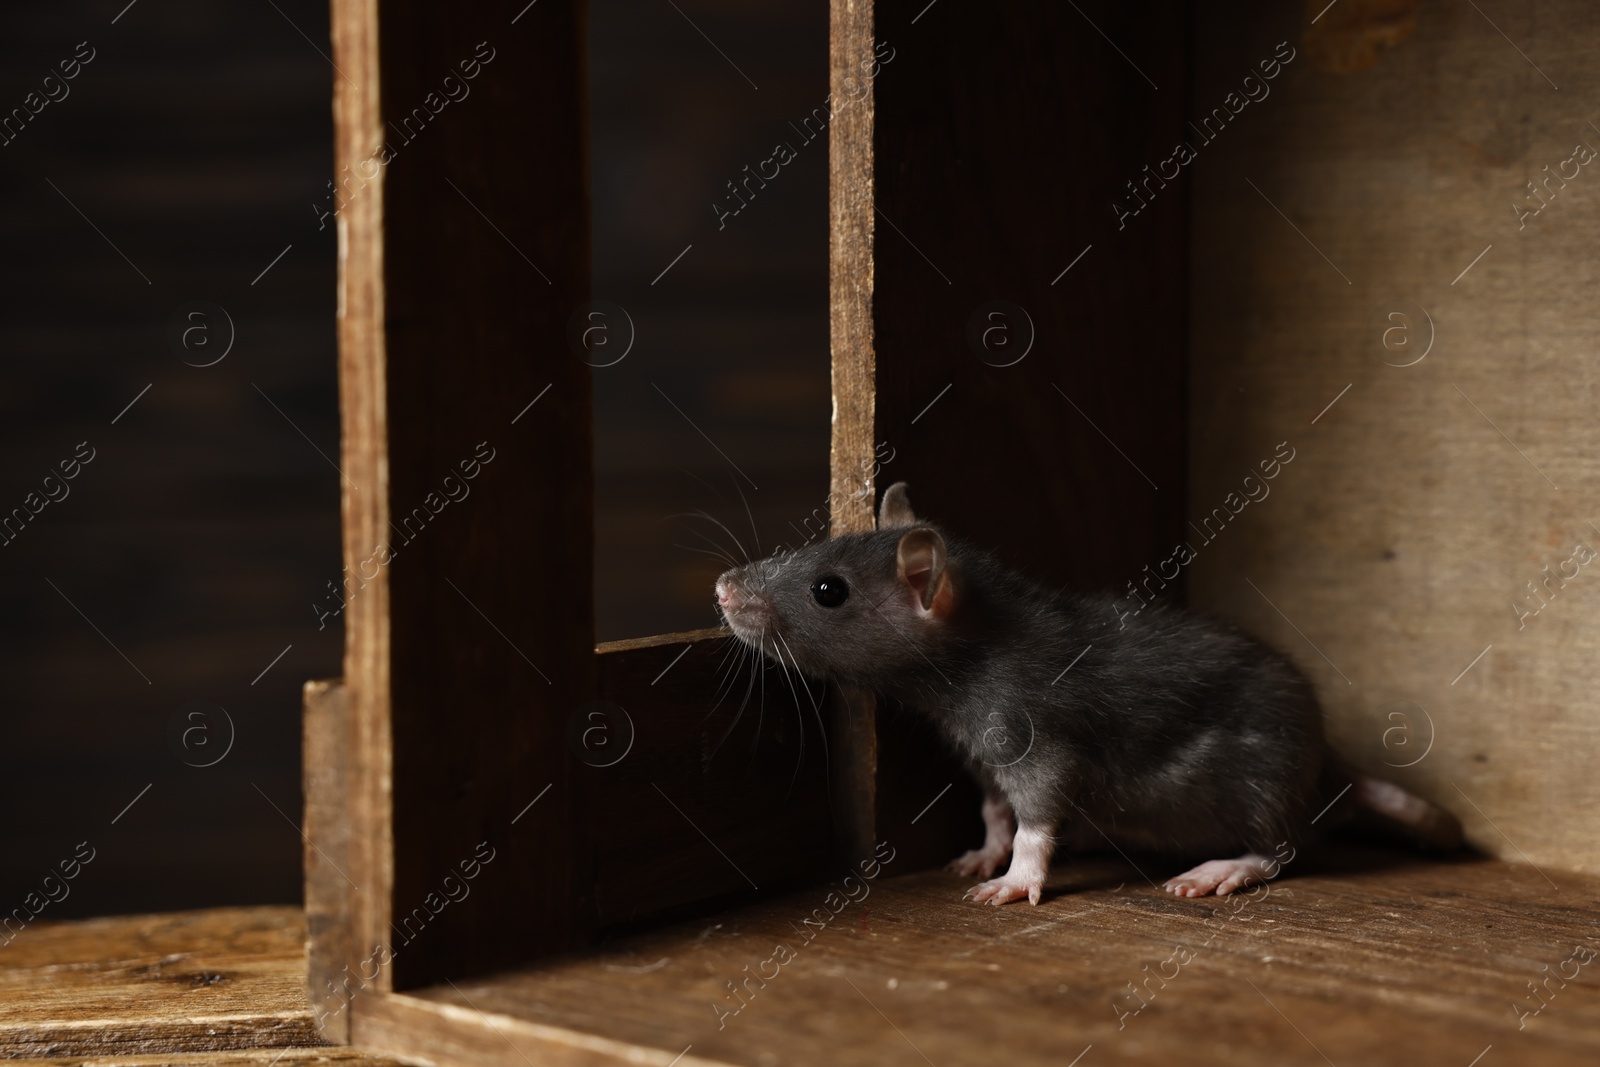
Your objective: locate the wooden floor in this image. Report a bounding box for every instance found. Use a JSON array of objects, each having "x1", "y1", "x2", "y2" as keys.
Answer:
[
  {"x1": 374, "y1": 846, "x2": 1600, "y2": 1067},
  {"x1": 0, "y1": 906, "x2": 401, "y2": 1066},
  {"x1": 5, "y1": 850, "x2": 1599, "y2": 1066}
]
